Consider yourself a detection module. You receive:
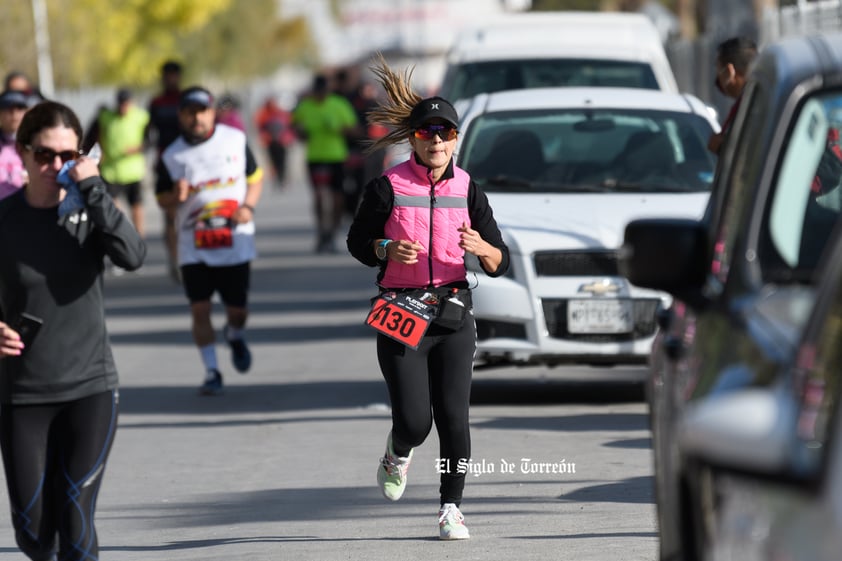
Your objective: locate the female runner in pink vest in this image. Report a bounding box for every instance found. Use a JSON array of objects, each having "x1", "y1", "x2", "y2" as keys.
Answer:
[{"x1": 347, "y1": 55, "x2": 509, "y2": 540}]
